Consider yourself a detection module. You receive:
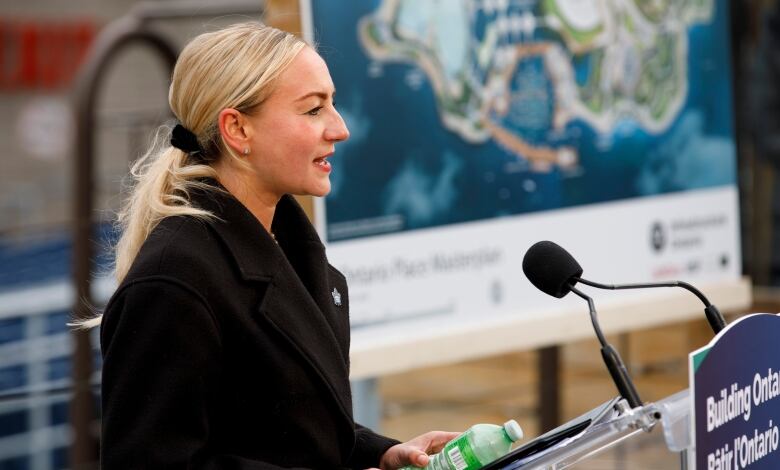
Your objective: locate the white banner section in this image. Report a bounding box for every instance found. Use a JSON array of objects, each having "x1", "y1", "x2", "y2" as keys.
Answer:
[{"x1": 321, "y1": 186, "x2": 750, "y2": 378}]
